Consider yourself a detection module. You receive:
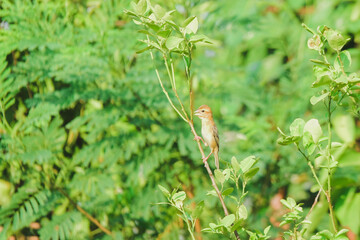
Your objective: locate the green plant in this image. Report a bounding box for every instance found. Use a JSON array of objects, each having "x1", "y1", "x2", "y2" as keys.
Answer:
[
  {"x1": 157, "y1": 185, "x2": 200, "y2": 240},
  {"x1": 125, "y1": 1, "x2": 246, "y2": 239},
  {"x1": 277, "y1": 24, "x2": 359, "y2": 238},
  {"x1": 0, "y1": 0, "x2": 359, "y2": 239}
]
